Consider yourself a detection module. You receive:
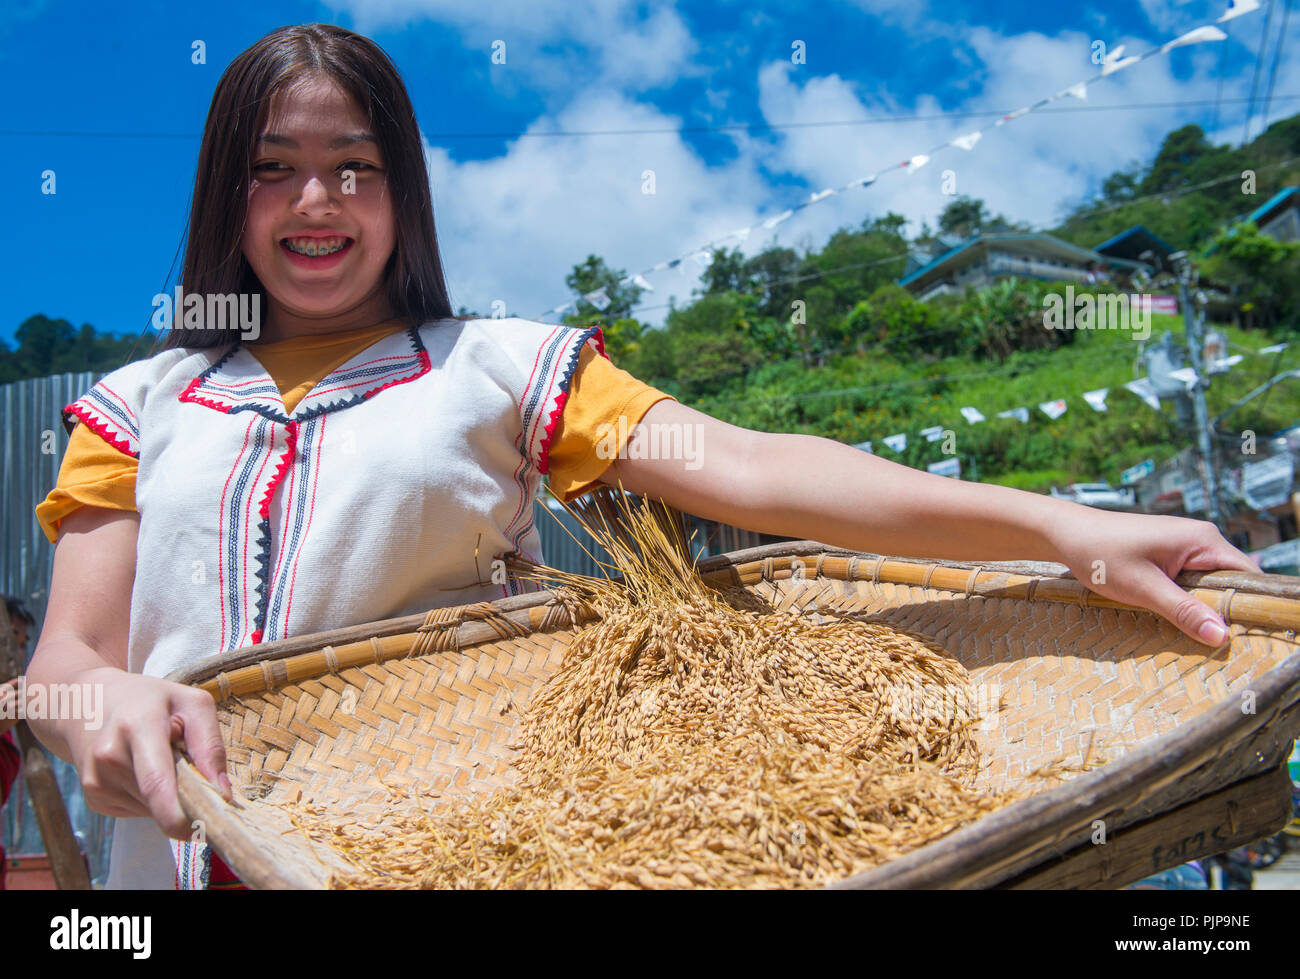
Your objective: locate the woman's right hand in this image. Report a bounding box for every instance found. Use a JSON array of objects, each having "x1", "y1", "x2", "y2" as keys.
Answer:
[
  {"x1": 26, "y1": 504, "x2": 232, "y2": 842},
  {"x1": 62, "y1": 666, "x2": 232, "y2": 840}
]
